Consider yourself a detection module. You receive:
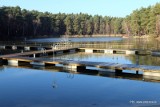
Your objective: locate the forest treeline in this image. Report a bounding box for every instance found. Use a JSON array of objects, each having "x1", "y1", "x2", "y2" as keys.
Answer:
[{"x1": 0, "y1": 3, "x2": 160, "y2": 40}]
